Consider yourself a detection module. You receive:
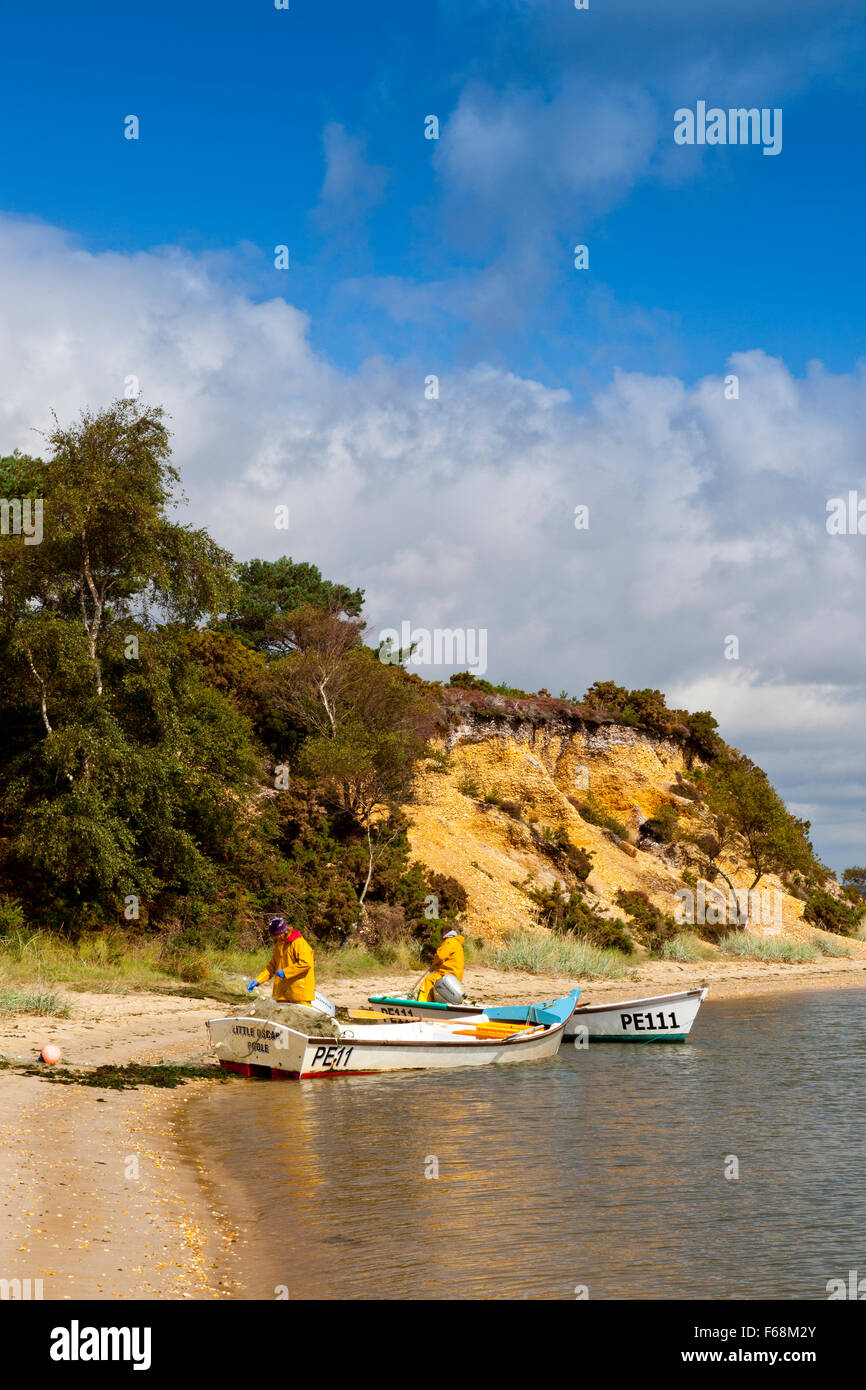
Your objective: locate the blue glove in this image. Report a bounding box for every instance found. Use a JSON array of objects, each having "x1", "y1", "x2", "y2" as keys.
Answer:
[
  {"x1": 247, "y1": 979, "x2": 259, "y2": 993},
  {"x1": 276, "y1": 969, "x2": 286, "y2": 979}
]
